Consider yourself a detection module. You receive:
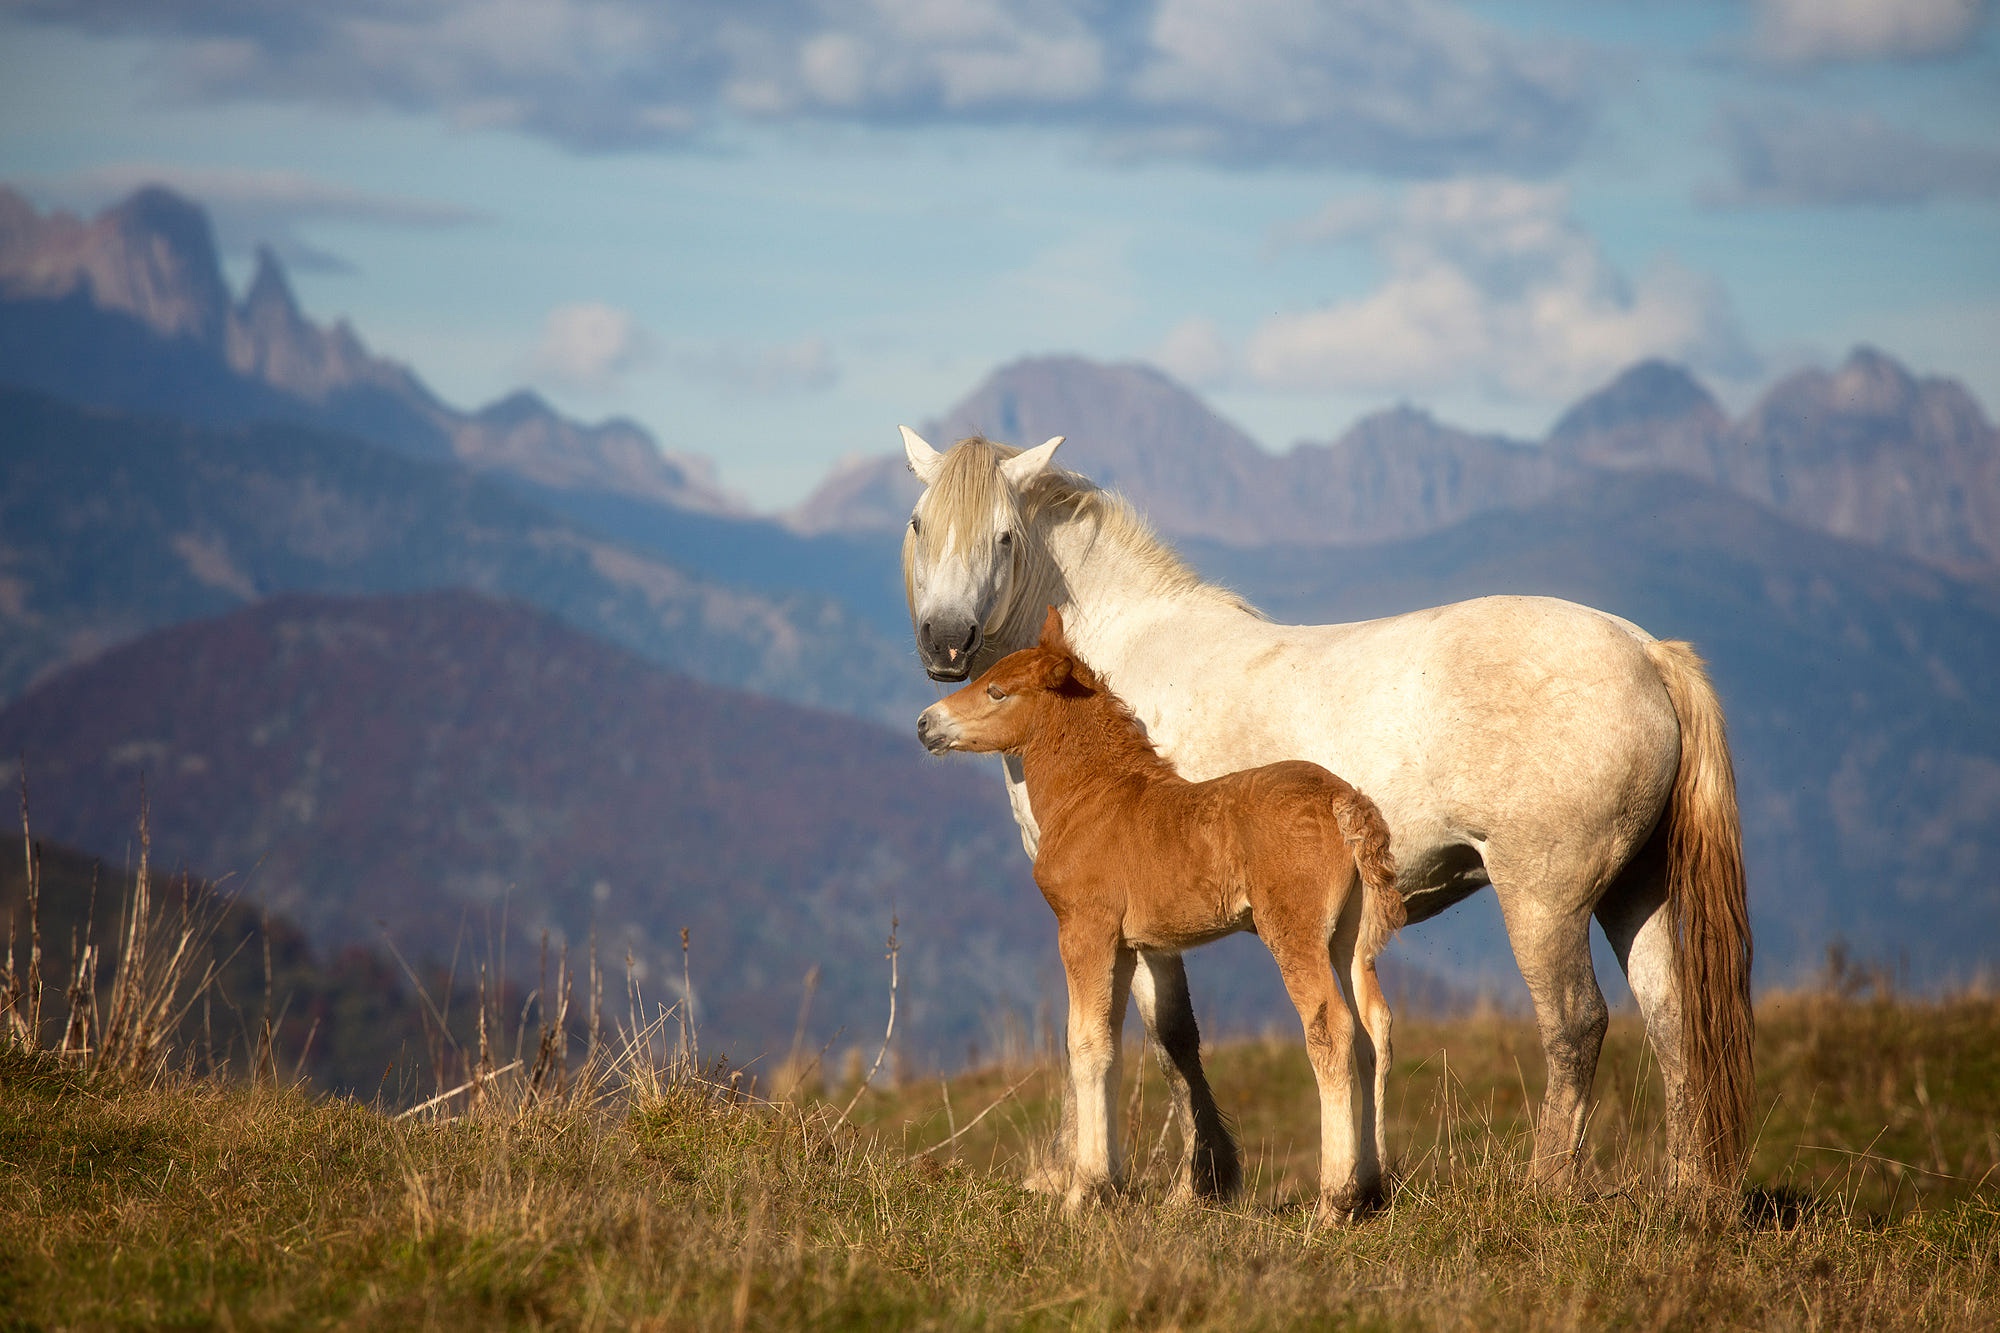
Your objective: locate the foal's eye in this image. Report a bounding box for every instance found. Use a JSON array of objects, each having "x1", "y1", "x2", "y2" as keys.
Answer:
[
  {"x1": 986, "y1": 685, "x2": 1007, "y2": 701},
  {"x1": 909, "y1": 516, "x2": 921, "y2": 536},
  {"x1": 998, "y1": 530, "x2": 1012, "y2": 547}
]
